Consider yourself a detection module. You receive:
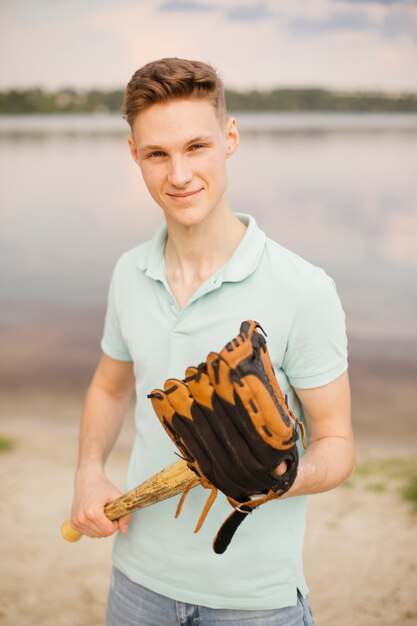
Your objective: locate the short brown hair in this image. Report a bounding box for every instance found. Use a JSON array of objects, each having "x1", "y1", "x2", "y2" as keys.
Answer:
[{"x1": 122, "y1": 57, "x2": 228, "y2": 128}]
